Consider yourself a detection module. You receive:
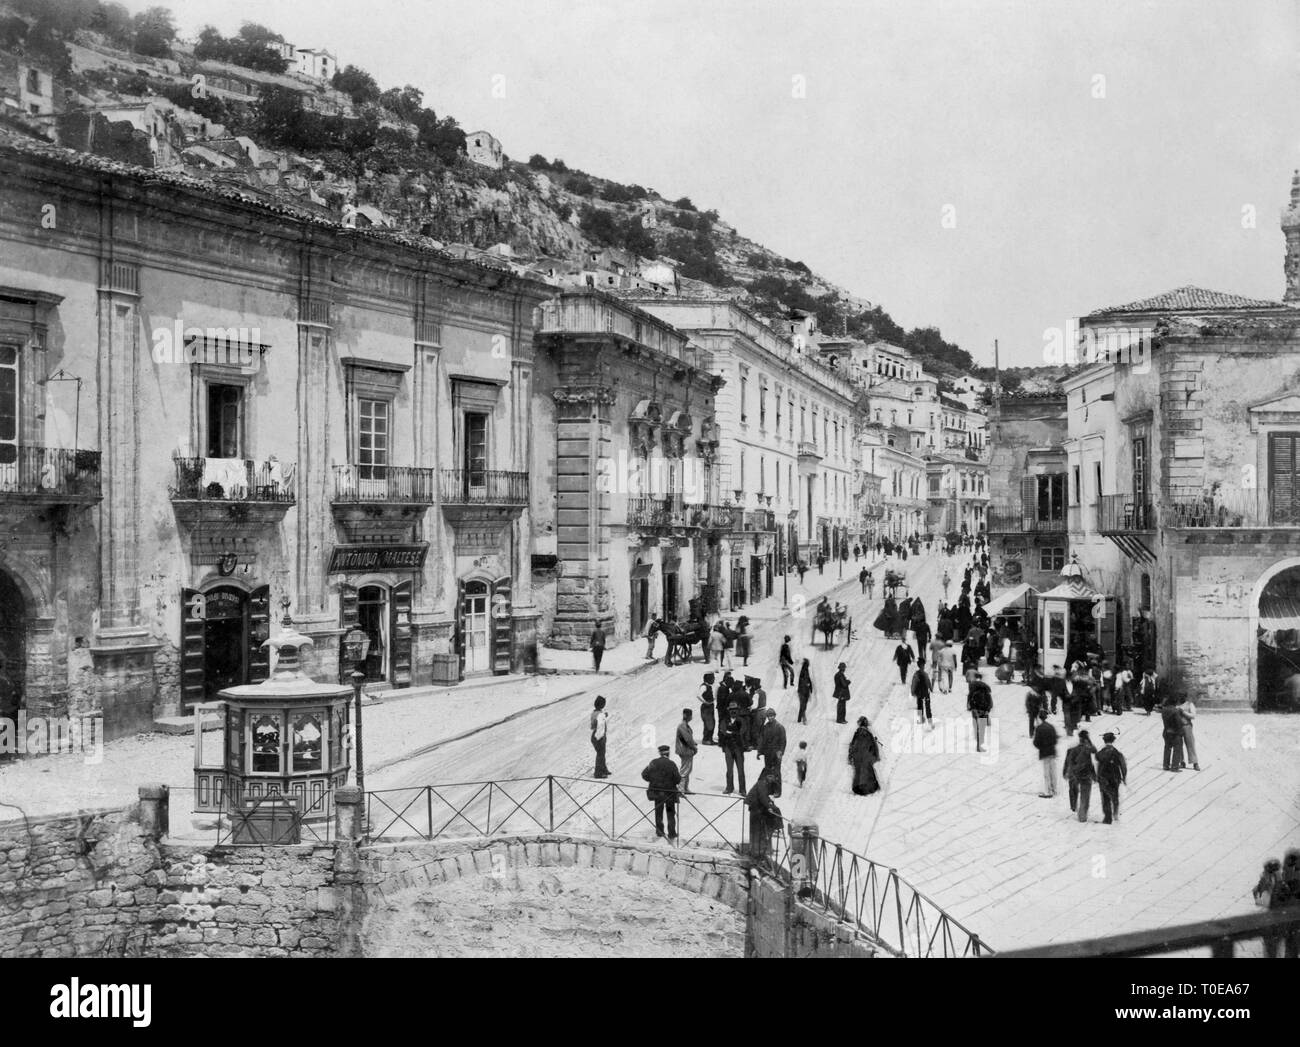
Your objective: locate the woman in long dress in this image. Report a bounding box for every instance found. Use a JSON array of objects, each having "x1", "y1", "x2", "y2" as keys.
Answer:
[
  {"x1": 848, "y1": 716, "x2": 882, "y2": 795},
  {"x1": 874, "y1": 594, "x2": 899, "y2": 637},
  {"x1": 796, "y1": 659, "x2": 813, "y2": 724}
]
